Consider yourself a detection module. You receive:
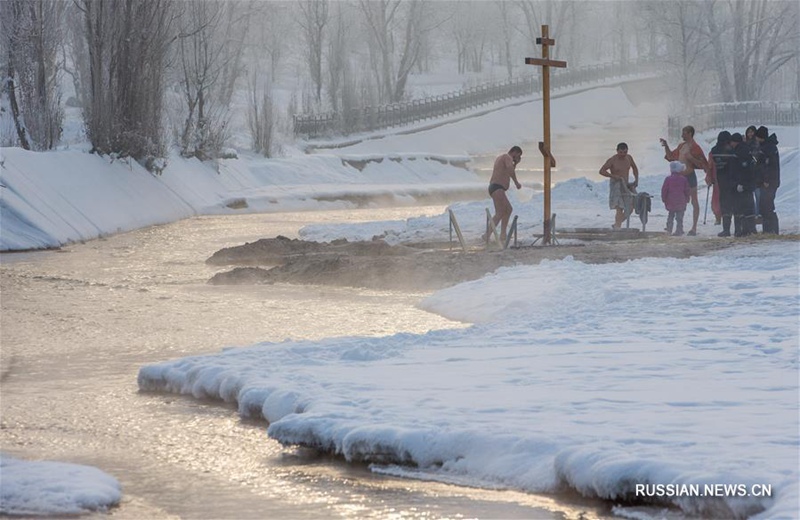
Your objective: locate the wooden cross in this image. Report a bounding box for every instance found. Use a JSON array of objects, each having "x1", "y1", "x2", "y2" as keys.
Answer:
[{"x1": 525, "y1": 25, "x2": 566, "y2": 245}]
